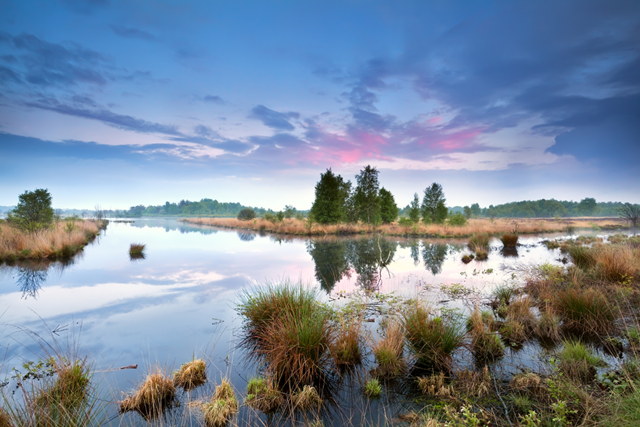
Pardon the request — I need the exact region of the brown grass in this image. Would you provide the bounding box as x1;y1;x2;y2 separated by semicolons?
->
591;244;639;282
500;233;519;248
119;369;176;419
416;372;452;397
372;319;405;377
203;379;238;427
180;217;617;238
291;385;323;412
0;220;103;260
173;359;207;391
331;314;362;366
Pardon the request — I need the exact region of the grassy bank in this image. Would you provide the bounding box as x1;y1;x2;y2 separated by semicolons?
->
182;216;628;238
0;219;106;262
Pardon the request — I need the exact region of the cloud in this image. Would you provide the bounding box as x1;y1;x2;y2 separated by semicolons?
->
109;25;156;41
25;97;183;135
248;105;299;131
203;95;224;104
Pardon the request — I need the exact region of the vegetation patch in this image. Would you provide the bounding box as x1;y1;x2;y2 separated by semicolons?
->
363;378;382;398
202;379;238;427
173;358;206;391
291;385;323;412
119;370;176;419
245;377;283;414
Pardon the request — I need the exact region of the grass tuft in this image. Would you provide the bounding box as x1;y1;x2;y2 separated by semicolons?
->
291;385;323;412
468;233;490;252
173;358;206;391
558;340;605;382
203;379;238;427
468;311;505;361
331;314;362;366
372;319;405;378
129;243;146;258
119;369;176;419
245;377;283;414
553;287;617;333
363;378;382;398
500;233;518;248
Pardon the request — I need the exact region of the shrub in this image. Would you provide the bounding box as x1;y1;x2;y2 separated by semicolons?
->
448;213;468;226
403;302;465;368
553;287;617;333
237;208;256;221
263;212;277;223
7;188;54;233
500;233;518;248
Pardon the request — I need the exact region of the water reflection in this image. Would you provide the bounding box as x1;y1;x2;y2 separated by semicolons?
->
237;232;255;242
1;258;78;299
500;247;519;258
421;243;449;275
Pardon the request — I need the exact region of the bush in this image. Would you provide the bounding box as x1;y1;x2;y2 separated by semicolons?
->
237;208;256;221
7;188;54;233
448;213;468;226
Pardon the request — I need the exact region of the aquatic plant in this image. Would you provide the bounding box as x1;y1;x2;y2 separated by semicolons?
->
245;377;283;414
475;250;488;261
468;233;490;252
403;302;465;368
461;254;474;264
417;372;451;397
203;379;238;427
173;358;206;391
566;246;596;269
119;369;176;419
372;319;405;377
468;311;504;361
553;287;617;333
331;313;362;366
363;378;382;398
500;233;518;248
129;243;146;257
291;385;322;412
558;340;605;382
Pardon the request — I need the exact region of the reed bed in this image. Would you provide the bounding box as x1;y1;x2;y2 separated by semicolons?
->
0;220;104;261
181;217;593;237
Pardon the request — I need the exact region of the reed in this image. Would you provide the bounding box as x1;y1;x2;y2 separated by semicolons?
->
237;281;332;386
553;287;617;333
0;220;103;261
403;302;465;368
129;243;146;256
203;379;238;427
331;313;362;366
468;310;504;361
119;369;176;419
372;319;405;378
291;385;322;412
500;233;519;248
468;233;490;252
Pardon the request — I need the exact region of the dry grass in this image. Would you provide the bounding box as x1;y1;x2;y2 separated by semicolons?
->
372;319;406;377
500;233;519;248
173;359;206;391
203;379;238;427
416;372;452;397
331;313;362;366
129;243;145;257
180;216;617;237
591;244;639;282
0;407;12;427
468;310;504;361
454;366;492;398
119;369;176;419
0;220;103;260
291;385;323;412
552;287;618;333
245;377;283;414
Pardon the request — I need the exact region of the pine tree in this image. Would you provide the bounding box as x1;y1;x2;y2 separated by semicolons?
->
421;183;448;224
309;169;351;224
353;165;381;224
379;188;399;224
409;193;421;223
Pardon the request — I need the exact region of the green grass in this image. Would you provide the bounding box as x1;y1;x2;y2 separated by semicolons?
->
363;378;382;398
553;287;617;333
566;246;596;269
601;384;640;427
468;233;490;252
558;340;605;382
403;302;465;368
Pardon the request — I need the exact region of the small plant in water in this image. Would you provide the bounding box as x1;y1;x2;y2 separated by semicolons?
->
363;378;382;398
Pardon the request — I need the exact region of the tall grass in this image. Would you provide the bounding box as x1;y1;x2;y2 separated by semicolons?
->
129;243;146;257
402;302;465;369
553;287;617;333
237;281;332;386
372;319;405;377
0;220;104;261
331;313;362;366
119;368;176;419
468;233;490;252
500;233;519;248
558;340;605;382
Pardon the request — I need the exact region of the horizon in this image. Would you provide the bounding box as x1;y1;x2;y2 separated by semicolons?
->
1;1;639;210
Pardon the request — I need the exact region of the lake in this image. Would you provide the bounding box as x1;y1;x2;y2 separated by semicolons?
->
0;218;629;425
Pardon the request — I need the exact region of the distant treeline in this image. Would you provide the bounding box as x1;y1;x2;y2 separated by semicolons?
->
113;199;308;218
427;198;630;218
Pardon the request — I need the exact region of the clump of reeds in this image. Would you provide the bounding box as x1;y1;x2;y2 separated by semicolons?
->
454;366;491;398
119;369;176;419
417;372;452;397
291;385;322;412
237;281;332;386
0;407;12;427
363;378;382;398
468;310;504;361
500;233;518;248
506;297;537;332
245;377;283;414
468;233;490;252
567;246;596;269
591;244;638;282
372;319;405;378
173;358;207;391
461;254;474;264
129;243;146;259
203;379;238;427
331;314;362;366
553;287;617;333
535;310;561;341
557;340;605;382
35;360;90;411
475;251;488;261
403;302;465;369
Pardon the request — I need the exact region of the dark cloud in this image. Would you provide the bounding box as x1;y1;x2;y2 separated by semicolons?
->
203;95;224;104
248;105;299;131
109;25;156;41
25;97;182;135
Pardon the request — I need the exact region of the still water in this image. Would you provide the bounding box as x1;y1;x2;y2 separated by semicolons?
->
0;218;624;424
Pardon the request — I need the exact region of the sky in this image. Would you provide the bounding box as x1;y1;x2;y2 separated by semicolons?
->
0;0;639;210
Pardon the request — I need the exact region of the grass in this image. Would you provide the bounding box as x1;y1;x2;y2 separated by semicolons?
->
203;379;238;427
245;377;283;414
417;372;451;397
468;233;490;252
553;287;617;333
291;385;322;412
601;383;640;427
119;369;176;419
461;254;474;264
173;358;206;391
403;302;465;368
566;245;597;269
474;250;488;261
0;220;104;261
129;242;146;259
468;310;504;361
331;313;362;366
372;319;405;377
558;340;605;382
363;378;382;398
500;233;519;248
535;311;561;341
237;280;332;386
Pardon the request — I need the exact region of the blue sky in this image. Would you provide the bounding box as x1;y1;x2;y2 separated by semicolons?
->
0;0;638;210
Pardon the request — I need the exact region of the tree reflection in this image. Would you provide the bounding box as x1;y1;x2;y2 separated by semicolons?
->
237;232;256;242
16;267;48;299
421;243;448;275
307;237;397;292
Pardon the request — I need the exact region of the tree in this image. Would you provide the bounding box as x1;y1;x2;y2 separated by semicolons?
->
379;188;399;224
470;203;481;217
421;183;447;224
353;165;381;224
237;207;256;221
310;169;351;224
463;206;472;219
408;193;421;223
283;205;296;219
7;188;54;233
578;198;597;216
618;203;640;227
